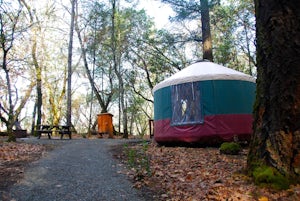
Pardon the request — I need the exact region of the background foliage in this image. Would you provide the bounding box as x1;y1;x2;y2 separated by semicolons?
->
0;0;256;136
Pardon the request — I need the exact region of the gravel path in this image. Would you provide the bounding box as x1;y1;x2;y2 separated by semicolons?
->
5;138;151;201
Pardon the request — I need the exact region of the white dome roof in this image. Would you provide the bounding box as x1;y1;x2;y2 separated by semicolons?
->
153;61;256;92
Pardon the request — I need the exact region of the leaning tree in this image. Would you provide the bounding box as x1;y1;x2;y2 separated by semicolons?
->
247;0;300;187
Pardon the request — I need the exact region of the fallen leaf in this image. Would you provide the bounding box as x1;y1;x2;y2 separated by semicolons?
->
258;196;269;201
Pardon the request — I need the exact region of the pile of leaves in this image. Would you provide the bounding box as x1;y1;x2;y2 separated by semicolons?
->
116;141;300;201
0;140;47;191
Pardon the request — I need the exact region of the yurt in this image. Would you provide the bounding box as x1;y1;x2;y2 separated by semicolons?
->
153;61;256;144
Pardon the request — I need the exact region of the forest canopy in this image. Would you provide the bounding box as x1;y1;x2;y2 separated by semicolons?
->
0;0;256;137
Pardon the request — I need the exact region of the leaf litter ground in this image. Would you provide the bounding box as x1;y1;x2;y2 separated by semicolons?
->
0;137;53;195
114;141;300;201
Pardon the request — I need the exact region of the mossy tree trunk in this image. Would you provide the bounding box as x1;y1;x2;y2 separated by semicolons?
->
248;0;300;182
22;0;43;131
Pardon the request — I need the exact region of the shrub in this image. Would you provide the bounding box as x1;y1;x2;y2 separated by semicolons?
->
220;142;242;155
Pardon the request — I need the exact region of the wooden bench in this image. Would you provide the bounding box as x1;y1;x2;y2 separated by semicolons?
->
36;125;72;139
58;125;72;139
36;125;52;139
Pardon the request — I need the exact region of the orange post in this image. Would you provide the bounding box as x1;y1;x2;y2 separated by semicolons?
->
97;113;114;138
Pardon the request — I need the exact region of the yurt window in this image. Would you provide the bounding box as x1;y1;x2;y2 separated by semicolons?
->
171;82;203;126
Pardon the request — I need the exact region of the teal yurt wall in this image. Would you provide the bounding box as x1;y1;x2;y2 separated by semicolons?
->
153;61;256;144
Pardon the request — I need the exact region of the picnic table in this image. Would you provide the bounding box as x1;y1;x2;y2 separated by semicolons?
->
36;125;72;139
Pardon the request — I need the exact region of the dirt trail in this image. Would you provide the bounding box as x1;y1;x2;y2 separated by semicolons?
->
2;138;151;201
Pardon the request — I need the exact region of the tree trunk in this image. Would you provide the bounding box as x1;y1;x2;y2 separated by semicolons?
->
248;0;300;182
3;60;15;142
200;0;213;61
111;0;128;138
46;67;67;126
66;0;76;127
1;1;25;142
31;102;37;135
22;0;43;128
243;19;253;76
74;13;111;113
34;43;42;127
2;46;15;141
30;28;42;128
